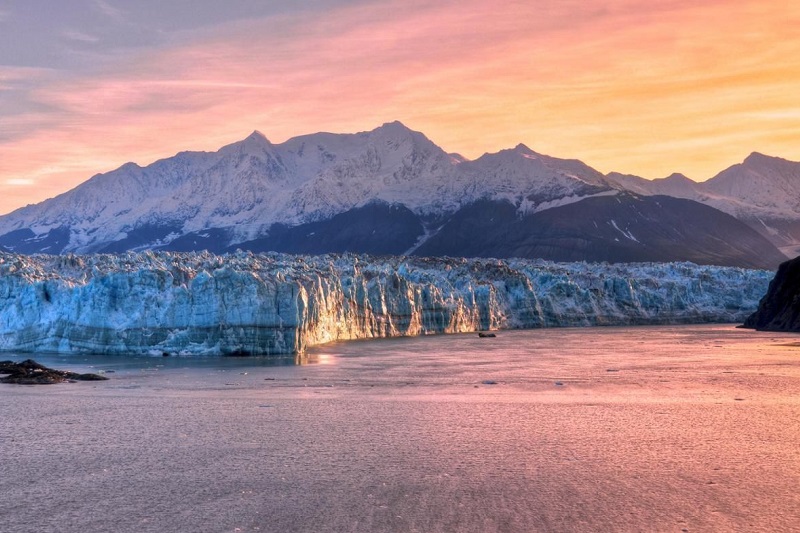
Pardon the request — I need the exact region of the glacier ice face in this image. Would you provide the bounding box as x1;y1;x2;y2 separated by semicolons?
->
0;251;771;356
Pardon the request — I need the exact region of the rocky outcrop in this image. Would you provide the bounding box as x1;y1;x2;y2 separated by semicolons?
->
742;256;800;331
0;359;108;384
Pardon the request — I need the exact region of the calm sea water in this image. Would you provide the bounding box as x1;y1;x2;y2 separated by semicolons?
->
2;325;799;533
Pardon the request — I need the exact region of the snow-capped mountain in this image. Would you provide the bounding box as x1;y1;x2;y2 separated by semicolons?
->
608;153;800;256
606;172;703;198
0;122;792;268
0;122;613;251
457;144;616;214
0;122;618;254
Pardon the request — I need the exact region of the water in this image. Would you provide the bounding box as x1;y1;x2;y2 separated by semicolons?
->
2;325;799;532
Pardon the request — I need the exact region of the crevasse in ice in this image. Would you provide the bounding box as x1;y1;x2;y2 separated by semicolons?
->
0;251;771;356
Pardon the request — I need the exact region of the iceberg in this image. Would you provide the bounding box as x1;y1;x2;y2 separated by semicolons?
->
0;251;771;356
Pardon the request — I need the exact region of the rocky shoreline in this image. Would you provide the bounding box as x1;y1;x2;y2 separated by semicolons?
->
0;359;109;385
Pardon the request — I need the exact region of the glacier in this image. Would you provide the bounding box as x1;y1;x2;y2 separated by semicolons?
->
0;251;771;357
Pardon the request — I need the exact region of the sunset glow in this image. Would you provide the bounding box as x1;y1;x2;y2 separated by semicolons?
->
1;0;799;215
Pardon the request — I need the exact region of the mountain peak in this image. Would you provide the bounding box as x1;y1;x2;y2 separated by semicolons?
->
245;130;270;143
367;121;445;156
662;172;691;182
218;130;274;156
370;121;418;138
513;143;535;155
377;120;411;131
744;151;770;164
740;151;796;168
484;143;537;160
372;120;427;140
738;152;800;176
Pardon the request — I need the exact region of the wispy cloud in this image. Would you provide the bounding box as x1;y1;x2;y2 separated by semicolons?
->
93;0;126;22
61;30;101;44
0;66;53;82
6;178;34;186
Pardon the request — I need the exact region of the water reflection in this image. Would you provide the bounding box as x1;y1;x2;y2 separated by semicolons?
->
3;324;800;533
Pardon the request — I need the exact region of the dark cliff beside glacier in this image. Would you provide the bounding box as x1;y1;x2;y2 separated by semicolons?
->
742;256;800;331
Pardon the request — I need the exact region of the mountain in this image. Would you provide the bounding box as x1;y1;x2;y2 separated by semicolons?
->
413;194;786;269
0;122;790;268
608;153;800;257
0;122;613;251
0;122;619;255
606;172;703;198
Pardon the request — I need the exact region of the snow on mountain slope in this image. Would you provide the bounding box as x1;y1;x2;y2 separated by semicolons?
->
0;150;227;253
0;251;771;356
607;153;800;254
702;153;800;218
0;122;622;254
606;172;703;198
1;150;218;236
459;144;616;215
1;122;798;262
277;121;464;224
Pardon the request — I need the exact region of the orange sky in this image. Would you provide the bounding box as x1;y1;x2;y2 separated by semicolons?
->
1;0;800;215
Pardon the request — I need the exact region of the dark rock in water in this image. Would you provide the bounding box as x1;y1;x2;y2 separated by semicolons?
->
478;332;496;338
742;256;800;331
0;359;109;385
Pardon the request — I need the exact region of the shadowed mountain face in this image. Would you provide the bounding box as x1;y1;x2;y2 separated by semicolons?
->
223;203;424;256
0;226;71;254
0;122;792;268
413;195;786;270
608;152;800;256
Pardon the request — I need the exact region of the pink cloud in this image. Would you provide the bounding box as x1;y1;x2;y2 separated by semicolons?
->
1;0;800;215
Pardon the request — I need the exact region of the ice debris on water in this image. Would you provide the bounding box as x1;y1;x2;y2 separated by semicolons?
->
0;251;772;357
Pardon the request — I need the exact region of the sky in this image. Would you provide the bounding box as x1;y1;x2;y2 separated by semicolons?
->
1;0;799;215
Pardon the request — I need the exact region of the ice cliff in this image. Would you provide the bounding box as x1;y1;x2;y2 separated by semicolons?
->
0;251;771;356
